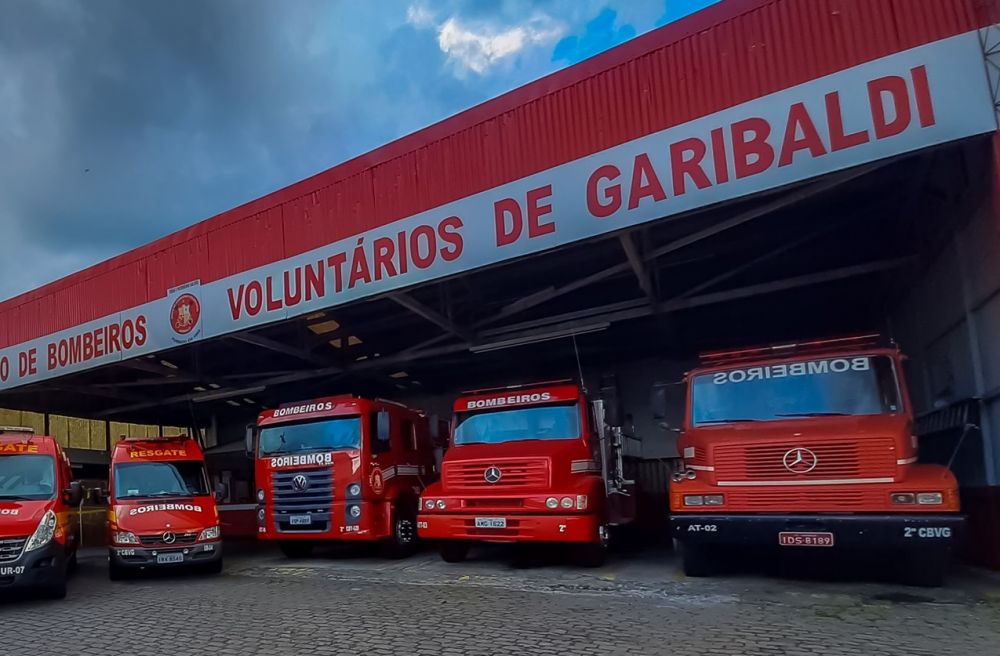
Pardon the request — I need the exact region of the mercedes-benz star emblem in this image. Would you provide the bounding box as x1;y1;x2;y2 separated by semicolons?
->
483;466;503;484
162;531;176;545
783;447;818;474
292;474;310;491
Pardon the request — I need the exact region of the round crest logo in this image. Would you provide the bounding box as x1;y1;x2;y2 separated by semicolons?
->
370;468;385;495
170;293;201;336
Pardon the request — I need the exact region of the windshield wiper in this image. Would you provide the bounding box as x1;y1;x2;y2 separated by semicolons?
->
775;412;850;417
698;418;764;424
0;494;36;500
122;492;193;499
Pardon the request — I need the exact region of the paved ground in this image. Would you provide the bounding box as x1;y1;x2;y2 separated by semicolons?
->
3;544;999;655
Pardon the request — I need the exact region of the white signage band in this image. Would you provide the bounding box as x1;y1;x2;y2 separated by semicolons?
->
0;28;994;391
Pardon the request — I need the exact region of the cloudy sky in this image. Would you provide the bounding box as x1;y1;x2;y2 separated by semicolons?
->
0;0;717;301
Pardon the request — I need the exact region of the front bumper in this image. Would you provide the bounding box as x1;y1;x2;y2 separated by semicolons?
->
418;512;601;543
671;514;964;550
110;540;222;570
0;540;67;591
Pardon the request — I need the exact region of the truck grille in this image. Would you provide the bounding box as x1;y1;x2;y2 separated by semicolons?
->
714;438;896;482
139;532;198;547
443;459;549;491
722;487;886;511
271;468;333;532
0;537;27;563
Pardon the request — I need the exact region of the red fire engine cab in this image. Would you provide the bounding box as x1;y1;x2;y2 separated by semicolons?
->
668;336;963;586
249;395;437;558
418;382;636;567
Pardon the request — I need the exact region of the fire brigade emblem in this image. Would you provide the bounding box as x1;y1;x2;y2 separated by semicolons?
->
370;468;384;495
170;293;201;336
783;447;818;474
484;466;502;484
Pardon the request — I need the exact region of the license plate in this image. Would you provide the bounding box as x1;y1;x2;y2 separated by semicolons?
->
778;531;835;547
290;515;313;526
474;517;507;529
156;552;184;564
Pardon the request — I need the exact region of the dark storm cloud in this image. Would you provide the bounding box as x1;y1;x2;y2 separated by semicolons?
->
0;0;677;300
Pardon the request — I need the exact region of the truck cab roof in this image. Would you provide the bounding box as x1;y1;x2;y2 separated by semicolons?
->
454;383;582;413
0;432;62;456
111;436;204;462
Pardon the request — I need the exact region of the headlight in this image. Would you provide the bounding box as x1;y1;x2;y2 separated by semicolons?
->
113;530;140;545
683;495;704;506
917;492;943;505
257;508;266;521
891;493;916;504
348;483;362;497
199;526;221;541
560;497;573;509
424;499;435;510
25;510;57;552
348;505;362;518
685;470;697;480
256;489;265;503
435;500;446;510
704;495;724;506
545;497;558;509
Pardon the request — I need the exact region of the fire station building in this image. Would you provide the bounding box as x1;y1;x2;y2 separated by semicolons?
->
1;0;999;568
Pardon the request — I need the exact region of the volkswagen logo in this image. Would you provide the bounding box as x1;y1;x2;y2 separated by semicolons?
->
483;466;502;484
291;474;310;491
783;447;818;474
162;531;176;545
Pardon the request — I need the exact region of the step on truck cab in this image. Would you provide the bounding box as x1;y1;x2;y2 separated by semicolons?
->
668;336;964;586
250;395;437;558
418;382;636;567
0;427;82;599
107;435;224;579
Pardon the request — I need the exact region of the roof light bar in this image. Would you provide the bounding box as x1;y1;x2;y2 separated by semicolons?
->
700;334;885;365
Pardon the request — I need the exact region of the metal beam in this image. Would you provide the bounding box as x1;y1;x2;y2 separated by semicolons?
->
230;332;332;366
388;292;472;341
619;232;657;306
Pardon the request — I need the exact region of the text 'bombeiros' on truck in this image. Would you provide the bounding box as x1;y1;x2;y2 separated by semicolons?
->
417;381;640;567
0;426;82;599
103;434;225;580
666;335;964;587
247;395;439;558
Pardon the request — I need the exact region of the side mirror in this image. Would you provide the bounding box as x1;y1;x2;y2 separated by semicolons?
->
651;383;672;421
244;423;256;458
215;482;229;502
92;487;108;505
377;410;391;444
63;481;83;506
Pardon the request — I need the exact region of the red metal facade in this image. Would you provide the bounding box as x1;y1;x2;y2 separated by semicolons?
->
0;0;996;348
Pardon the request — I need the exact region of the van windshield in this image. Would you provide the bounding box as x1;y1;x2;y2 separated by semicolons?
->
0;455;56;501
691;355;901;426
454;403;581;445
114;461;209;499
258;417;362;456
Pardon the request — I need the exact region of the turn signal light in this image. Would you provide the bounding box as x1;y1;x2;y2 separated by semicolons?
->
683;495;704;506
703;495;724;506
891;493;915;504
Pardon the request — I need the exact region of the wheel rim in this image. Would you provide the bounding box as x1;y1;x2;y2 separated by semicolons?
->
396;519;415;545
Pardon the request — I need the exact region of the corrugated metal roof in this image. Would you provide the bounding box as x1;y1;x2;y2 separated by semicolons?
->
0;0;995;348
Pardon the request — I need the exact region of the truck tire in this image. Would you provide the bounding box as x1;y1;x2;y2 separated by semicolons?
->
903;552;947;587
203;560;224;575
279;541;315;559
380;516;418;559
574;543;608;568
681;544;717;578
439;541;469;563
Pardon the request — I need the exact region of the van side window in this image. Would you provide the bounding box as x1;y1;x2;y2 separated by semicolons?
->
400;417;416;452
370;411;390;454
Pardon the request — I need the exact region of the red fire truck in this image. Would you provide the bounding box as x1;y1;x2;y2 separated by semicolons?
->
106;435;224;579
0;427;82;599
668;336;963;586
417;382;635;567
250;396;437;558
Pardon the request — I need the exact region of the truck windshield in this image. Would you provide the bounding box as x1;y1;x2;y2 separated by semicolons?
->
0;454;56;501
114;461;209;499
454;403;581;445
692;355;901;426
258;417;362;455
